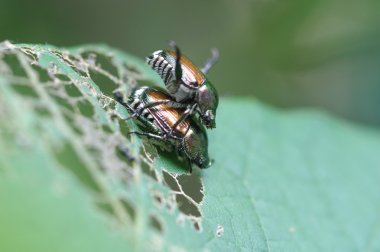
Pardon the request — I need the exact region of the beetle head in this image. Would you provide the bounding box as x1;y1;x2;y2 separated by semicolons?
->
183;126;211;169
196;81;218;129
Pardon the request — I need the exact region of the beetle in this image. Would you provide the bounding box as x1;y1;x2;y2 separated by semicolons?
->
146;41;219;130
114;87;212;172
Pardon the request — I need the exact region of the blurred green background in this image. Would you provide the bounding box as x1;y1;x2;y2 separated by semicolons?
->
1;0;380;125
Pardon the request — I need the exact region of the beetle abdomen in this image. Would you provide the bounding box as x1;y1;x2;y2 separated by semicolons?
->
127;87;155;123
147;51;175;89
147;50;205;87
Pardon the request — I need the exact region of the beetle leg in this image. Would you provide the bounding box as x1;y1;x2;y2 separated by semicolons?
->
201;48;219;74
113;91;139;120
138;100;171;110
128;131;165;140
135;100;188;117
165;100;188;109
169;103;197;135
187;159;193;174
170;110;190;133
169;40;183;83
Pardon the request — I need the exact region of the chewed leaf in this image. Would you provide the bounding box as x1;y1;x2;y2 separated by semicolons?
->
1;41;380;251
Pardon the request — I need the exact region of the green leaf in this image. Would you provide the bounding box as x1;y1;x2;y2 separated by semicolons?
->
1;41;379;251
0;140;130;252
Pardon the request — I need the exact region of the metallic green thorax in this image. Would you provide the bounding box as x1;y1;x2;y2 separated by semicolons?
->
123;87;211;169
196;81;218;128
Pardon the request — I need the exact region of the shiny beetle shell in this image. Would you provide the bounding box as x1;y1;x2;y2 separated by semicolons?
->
147;46;219;129
124;87;211;170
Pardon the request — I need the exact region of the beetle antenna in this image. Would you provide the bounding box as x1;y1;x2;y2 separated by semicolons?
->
169;40;183;83
201;48;219;74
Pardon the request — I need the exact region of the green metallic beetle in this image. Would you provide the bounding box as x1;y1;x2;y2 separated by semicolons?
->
114;87;212;172
146;41;219;129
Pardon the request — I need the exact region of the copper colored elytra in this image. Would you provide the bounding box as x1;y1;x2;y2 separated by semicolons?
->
146;41;219;129
114;87;211;172
165;50;205;87
146;90;190;136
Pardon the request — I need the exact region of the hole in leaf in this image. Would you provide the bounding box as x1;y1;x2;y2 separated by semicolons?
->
150;215;163;233
153;194;163;205
51;94;75;112
1;53;27;77
54;51;86;77
81;51;119;78
62;113;83;136
19;48;38;62
120;199;135;222
162;170;181;192
11;83;39;98
102;124;113;134
89;69;117;98
175;194;201;217
95;202;114;216
193;221;201;231
34;106;51;118
123;62;141;75
31;64;52;82
77;99;94;118
141;160;157;180
64;84;82;97
54;142;101;193
55;73;71;82
215;224;224;237
177;173;204;203
96;198;136;223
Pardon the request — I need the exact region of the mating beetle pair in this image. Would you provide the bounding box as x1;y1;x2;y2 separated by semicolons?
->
115;42;218;172
114;87;211;172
